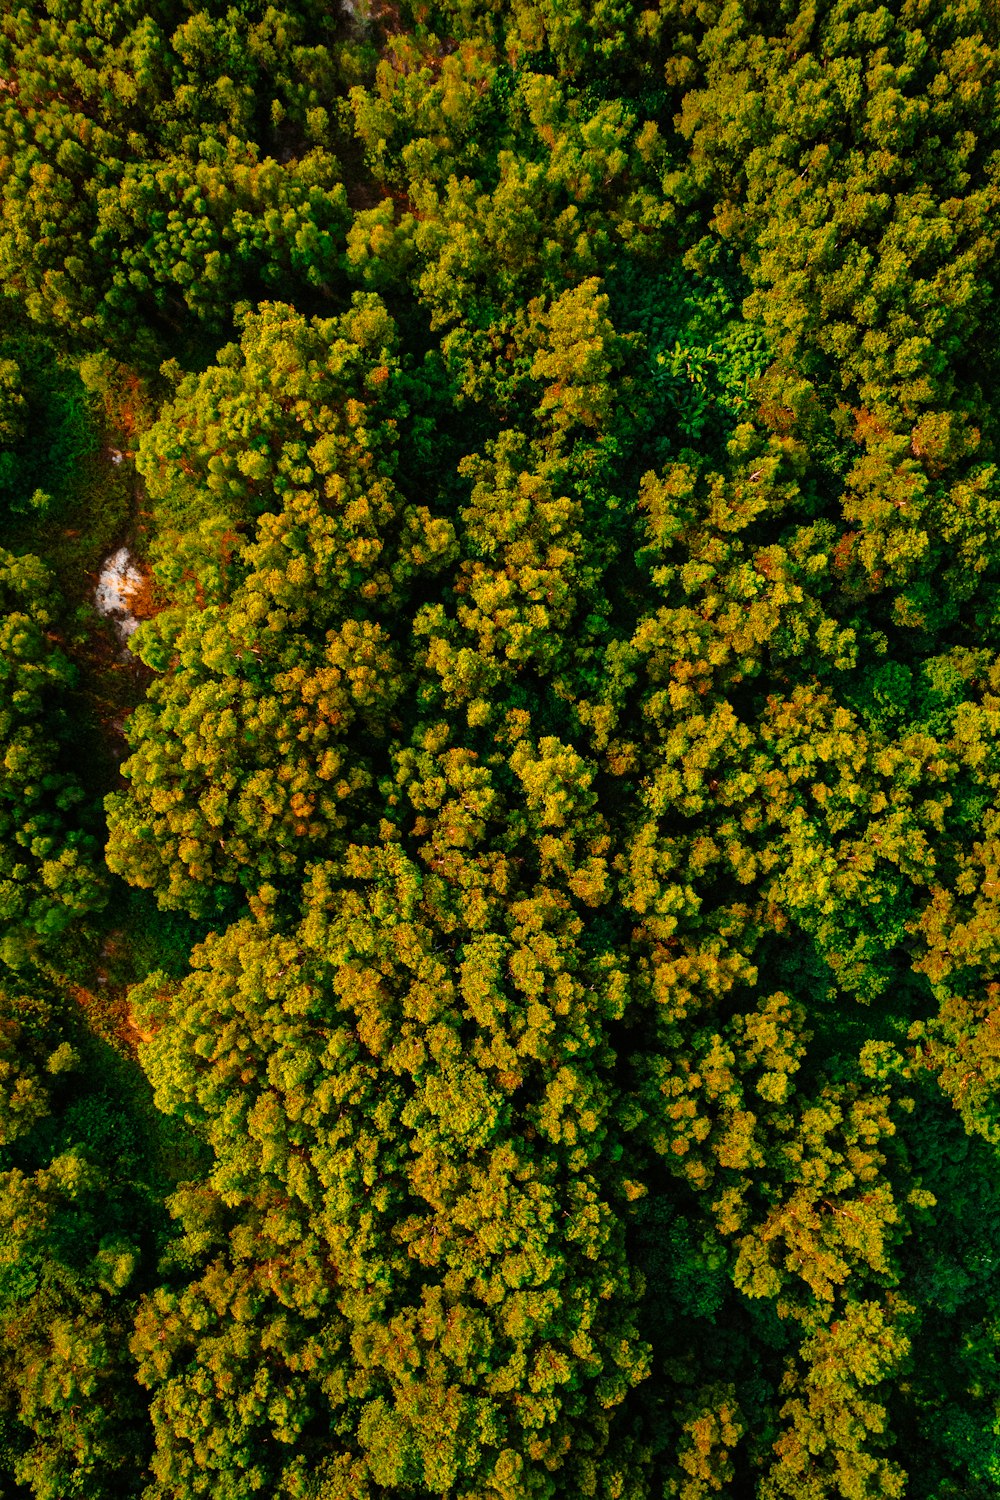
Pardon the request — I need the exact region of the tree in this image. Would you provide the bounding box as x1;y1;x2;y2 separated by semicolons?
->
0;974;167;1498
106;298;455;917
0;550;103;964
0;0;364;356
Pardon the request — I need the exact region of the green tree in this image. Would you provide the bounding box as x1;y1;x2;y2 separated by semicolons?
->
0;0;365;355
0;974;170;1498
106;298;455;917
0;550;103;964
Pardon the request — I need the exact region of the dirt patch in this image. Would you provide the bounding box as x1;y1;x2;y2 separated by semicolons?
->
67;979;136;1056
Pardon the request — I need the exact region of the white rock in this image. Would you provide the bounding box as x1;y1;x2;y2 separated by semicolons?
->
95;547;143;645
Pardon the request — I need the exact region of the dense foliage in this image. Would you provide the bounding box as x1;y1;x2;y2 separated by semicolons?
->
2;0;1000;1494
0;548;103;964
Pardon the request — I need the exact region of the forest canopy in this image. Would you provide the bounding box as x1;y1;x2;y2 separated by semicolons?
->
0;0;1000;1496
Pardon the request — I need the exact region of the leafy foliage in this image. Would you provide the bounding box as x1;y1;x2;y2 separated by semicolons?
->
2;0;1000;1494
0;973;176;1499
0;550;103;965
